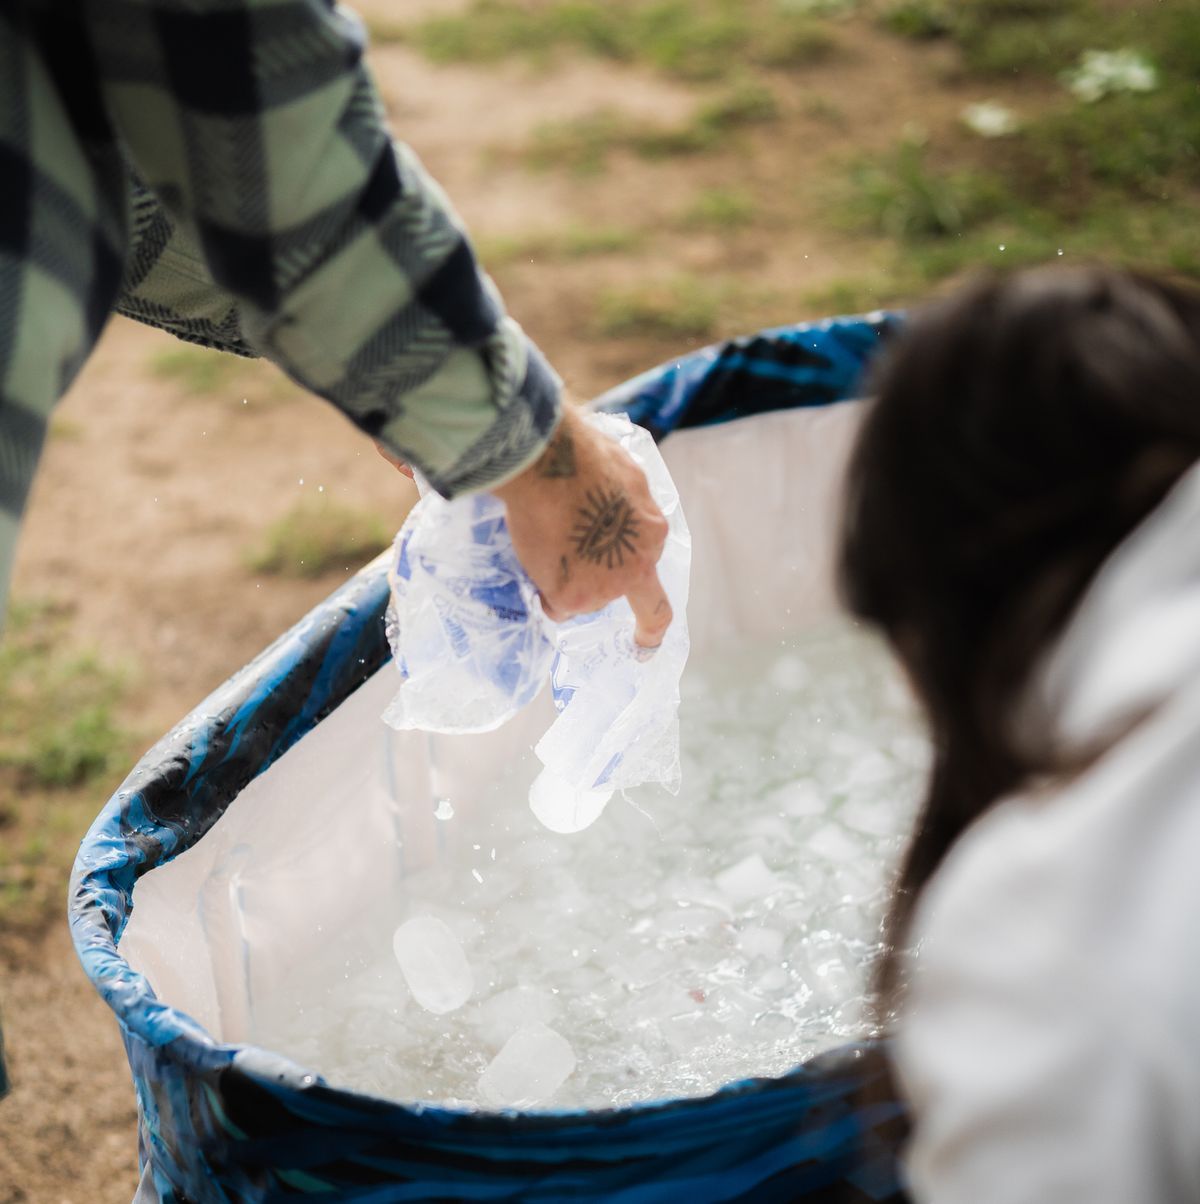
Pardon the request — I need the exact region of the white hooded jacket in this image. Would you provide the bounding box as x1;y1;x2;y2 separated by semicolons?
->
895;461;1200;1203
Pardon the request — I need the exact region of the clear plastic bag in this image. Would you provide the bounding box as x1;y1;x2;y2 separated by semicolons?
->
384;412;691;831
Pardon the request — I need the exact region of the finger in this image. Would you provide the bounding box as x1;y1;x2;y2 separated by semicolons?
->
626;570;672;650
375;441;415;479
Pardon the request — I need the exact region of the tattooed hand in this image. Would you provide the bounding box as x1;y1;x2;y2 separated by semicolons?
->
493;405;673;650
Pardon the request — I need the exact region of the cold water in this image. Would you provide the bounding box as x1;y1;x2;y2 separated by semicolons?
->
253;620;927;1110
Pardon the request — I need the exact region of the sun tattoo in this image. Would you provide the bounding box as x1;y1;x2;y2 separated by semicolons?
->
571;487;640;569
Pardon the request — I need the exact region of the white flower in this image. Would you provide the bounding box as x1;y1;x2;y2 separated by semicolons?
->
961;101;1019;138
1064;49;1159;103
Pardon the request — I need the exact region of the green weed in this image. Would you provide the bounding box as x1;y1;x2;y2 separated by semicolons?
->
850;139;1006;241
411;0;838;81
878;0;953;40
594;276;722;339
246;502;391;578
478;225;644;266
527;81;778;173
0;601;132;790
681;187;758;229
802;273;915;315
48;415;83;441
0;599;137;932
1018;90;1200;200
150;344;243;396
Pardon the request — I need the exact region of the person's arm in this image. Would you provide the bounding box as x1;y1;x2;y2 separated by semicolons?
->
92;0;670;639
89;0;549;497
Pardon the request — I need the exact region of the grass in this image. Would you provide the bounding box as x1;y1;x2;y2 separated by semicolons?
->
853;0;1200;291
849;139;1008;241
48;415;83;441
150;344;244;396
878;0;953;40
801;272;914;316
475;224;644;267
594;275;723;339
681;187;759;230
245;501;391;578
408;0;839;81
149;342;299;404
879;0;1094;74
0;599;137;932
527;80;778;173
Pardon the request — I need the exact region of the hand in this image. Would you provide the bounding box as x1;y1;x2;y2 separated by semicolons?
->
493;405;673;650
375;441;415;479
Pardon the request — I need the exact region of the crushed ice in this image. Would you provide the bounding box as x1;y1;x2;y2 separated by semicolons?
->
256;620;926;1110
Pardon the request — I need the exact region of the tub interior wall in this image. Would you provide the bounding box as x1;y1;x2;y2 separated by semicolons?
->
118;402;866;1044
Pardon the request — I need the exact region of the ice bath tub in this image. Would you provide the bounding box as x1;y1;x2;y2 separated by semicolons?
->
70;314;910;1204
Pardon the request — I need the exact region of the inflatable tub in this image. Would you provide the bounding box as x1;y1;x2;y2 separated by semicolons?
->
70;313;912;1203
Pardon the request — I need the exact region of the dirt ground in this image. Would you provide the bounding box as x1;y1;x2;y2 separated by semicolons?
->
1;14;975;1201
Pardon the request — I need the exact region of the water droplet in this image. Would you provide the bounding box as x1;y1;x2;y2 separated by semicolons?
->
998;243;1006;251
434;798;454;821
471;869;484;885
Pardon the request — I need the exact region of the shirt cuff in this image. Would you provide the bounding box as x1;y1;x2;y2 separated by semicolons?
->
378;327;562;499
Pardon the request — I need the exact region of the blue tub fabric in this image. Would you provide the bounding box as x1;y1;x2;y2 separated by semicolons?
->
70;314;906;1203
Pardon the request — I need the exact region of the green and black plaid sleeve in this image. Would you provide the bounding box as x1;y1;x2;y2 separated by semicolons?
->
5;0;564;623
92;0;561;497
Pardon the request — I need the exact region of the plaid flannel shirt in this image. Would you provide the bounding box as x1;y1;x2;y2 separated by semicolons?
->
0;0;563;617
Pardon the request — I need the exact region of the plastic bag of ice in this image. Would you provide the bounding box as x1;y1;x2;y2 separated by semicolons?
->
384;412;691;830
382;487;551;735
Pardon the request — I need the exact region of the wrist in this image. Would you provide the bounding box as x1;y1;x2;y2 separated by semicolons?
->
493;405;580;503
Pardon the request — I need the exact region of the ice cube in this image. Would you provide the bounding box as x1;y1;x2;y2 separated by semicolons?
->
618;981;702;1027
808;823;860;864
710;984;765;1035
471;986;561;1051
810;955;856;1006
753;1010;795;1041
715;854;780;902
658;1010;722;1056
392;917;474;1014
745;814;791;843
768;780;825;817
839;794;898;838
753;966;790;995
599;944;669;989
478;1023;576;1108
654;906;724;939
831;863;881;904
843;751;895;789
529;768;613;834
737;925;785;961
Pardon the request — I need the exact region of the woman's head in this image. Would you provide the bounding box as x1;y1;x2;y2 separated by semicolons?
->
840;266;1200;1002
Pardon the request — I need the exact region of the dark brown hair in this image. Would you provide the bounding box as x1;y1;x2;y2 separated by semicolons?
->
840;265;1200;1005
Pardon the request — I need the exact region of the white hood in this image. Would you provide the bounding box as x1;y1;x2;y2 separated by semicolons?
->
1030;459;1200;758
